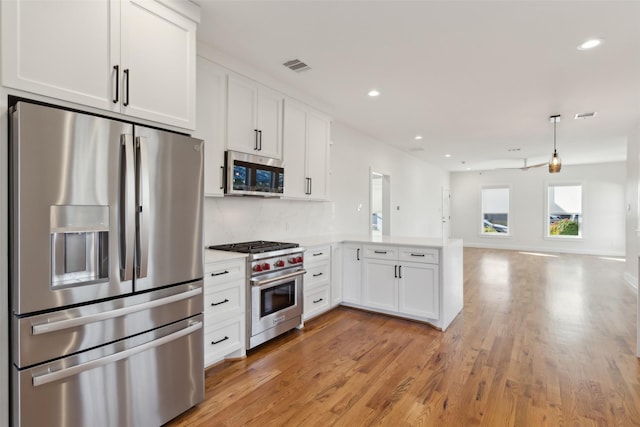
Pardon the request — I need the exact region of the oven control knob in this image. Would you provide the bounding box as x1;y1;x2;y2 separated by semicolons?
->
263;263;271;270
275;260;285;267
254;264;263;272
296;256;304;263
288;257;297;264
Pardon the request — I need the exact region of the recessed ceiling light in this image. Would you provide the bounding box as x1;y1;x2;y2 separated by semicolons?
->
414;135;423;140
577;38;603;50
445;154;452;158
368;89;380;97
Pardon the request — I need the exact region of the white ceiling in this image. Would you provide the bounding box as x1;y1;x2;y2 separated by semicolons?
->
196;1;640;172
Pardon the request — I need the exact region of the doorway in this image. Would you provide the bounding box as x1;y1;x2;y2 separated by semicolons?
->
370;171;390;237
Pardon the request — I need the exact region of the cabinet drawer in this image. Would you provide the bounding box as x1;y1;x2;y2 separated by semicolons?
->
204;283;242;320
204;260;245;287
304;285;330;320
363;245;397;260
204;318;242;365
398;247;439;264
305;246;330;264
305;263;330;288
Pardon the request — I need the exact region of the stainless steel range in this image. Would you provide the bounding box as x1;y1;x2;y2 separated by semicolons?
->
208;241;305;349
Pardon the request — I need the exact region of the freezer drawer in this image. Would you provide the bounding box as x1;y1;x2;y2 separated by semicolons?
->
12;314;204;427
13;281;203;368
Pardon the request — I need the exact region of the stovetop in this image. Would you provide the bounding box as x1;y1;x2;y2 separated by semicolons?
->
207;240;299;254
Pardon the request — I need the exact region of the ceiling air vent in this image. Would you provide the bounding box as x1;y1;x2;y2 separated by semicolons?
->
283;59;311;73
574;112;597;120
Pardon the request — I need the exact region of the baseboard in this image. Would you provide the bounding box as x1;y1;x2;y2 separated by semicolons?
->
462;242;625;257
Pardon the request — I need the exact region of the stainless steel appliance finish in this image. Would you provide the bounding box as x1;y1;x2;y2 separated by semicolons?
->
207;241;304;349
224;150;284;197
10;101;204;427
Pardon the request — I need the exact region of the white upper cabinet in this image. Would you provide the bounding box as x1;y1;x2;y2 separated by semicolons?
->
283;98;331;200
1;0;198;130
1;0;119;110
120;0;197;129
226;73;283;159
194;57;227;197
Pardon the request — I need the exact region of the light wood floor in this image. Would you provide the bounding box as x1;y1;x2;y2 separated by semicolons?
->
167;248;639;426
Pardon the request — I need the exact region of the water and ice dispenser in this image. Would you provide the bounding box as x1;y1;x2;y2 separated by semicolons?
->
50;205;109;288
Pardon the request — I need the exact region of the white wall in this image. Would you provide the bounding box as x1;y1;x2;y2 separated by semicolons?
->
626;125;640;288
204;121;449;244
450;162;626;256
626;122;640;357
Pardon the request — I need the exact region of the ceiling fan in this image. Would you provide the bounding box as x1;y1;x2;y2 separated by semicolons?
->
499;158;548;171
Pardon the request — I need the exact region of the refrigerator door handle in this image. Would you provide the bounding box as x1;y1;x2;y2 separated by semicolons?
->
32;320;203;387
31;286;202;335
136;136;150;279
120;135;135;281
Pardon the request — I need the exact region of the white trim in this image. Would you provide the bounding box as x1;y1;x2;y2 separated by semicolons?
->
463;241;624;257
155;0;201;23
480;184;511;236
544;181;584;239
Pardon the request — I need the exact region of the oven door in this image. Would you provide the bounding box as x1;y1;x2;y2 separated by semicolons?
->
250;269;304;341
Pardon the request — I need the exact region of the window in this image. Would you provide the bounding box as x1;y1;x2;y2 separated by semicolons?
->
547;184;582;238
481;186;510;235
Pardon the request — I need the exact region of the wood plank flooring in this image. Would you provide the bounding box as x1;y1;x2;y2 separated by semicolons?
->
167;248;640;426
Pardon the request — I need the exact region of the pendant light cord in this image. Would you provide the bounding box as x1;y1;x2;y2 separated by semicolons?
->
553;118;557;152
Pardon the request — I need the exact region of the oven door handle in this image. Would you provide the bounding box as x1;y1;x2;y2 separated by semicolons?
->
32;320;202;387
31;287;202;335
251;269;306;287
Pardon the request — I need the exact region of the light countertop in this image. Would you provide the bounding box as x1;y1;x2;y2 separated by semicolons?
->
294;234;462;249
204;249;248;264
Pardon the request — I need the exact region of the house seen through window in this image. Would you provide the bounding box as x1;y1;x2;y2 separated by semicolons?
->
481;186;509;235
547;184;582;237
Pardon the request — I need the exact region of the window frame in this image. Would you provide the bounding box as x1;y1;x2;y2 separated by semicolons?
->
544;181;584;240
480;184;511;237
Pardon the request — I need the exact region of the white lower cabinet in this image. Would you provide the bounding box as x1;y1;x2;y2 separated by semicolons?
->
303;245;332;320
398;262;439;319
341;243;362;305
330;243;343;307
362;259;398;311
203;258;246;367
358;244;441;323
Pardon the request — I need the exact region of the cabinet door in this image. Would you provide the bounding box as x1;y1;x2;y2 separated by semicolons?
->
195;57;227;196
399;262;439;319
342;244;362;304
283;99;309;198
330;243;343;306
121;0;196;129
256;86;283;159
227;74;259;153
1;0;119;111
306;111;330;200
362;259;398;312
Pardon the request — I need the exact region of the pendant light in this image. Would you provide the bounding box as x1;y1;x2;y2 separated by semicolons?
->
548;115;562;173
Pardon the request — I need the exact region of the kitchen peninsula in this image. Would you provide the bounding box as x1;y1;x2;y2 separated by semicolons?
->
297;236;463;331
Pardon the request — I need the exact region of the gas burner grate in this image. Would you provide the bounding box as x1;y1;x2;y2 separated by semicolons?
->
208;240;299;254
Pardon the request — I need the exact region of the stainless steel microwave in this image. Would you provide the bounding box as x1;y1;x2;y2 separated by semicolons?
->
224;150;284;197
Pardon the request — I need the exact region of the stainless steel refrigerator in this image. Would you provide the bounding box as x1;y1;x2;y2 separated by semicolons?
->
9;101;204;426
